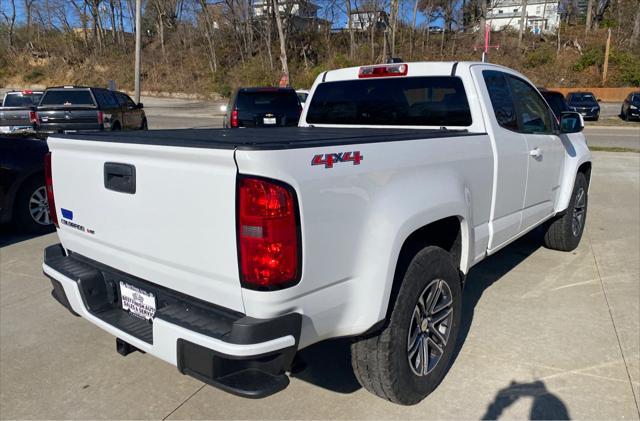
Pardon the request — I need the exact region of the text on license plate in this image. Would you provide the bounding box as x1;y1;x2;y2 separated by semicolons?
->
263;117;276;125
120;282;156;320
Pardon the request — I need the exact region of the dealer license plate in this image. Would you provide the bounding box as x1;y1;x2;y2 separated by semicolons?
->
120;282;156;320
263;117;276;125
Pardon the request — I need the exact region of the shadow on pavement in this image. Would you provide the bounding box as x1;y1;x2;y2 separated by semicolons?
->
0;224;53;247
481;380;571;420
291;230;544;395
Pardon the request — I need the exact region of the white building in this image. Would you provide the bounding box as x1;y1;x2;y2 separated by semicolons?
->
345;8;388;31
487;0;561;33
253;0;319;19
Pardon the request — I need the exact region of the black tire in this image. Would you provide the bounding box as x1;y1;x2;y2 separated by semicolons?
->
141;118;148;130
351;246;462;405
543;172;588;252
13;175;54;234
111;122;121;131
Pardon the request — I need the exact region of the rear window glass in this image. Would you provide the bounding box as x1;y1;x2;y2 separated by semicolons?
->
568;93;596;103
3;93;42;107
236;90;299;113
541;92;569;117
40;90;96;106
306;77;472;126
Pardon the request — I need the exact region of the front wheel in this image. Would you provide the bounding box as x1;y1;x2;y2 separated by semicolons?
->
543;172;588;251
351;246;462;405
14;176;54;234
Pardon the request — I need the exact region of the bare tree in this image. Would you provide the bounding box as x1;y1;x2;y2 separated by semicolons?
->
632;2;640;48
1;0;17;47
346;0;355;59
517;0;527;49
585;0;593;33
272;0;289;83
409;0;418;59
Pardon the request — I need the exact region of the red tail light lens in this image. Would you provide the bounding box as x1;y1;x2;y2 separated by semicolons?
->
358;63;408;78
97;110;104;126
29;111;39;125
231;110;239;128
237;176;300;289
44;152;59;227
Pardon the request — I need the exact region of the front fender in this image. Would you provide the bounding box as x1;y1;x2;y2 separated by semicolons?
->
555;132;592;213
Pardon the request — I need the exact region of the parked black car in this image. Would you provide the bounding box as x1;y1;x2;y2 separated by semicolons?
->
0;136;53;234
620;92;640;121
36;86;147;134
222;87;301;128
566;91;600;121
540;89;571;120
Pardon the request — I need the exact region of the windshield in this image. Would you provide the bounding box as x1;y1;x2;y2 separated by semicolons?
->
236;90;299;113
631;94;640;104
306;76;472;126
3;93;43;107
40;90;96;107
568;93;597;104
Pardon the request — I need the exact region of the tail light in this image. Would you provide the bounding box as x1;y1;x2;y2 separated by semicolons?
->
231;110;239;128
44;152;59;227
97;111;104;126
29;111;39;125
358;63;408;78
237;176;300;290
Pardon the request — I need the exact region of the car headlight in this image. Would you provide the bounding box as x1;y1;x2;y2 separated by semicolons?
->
631;105;638;110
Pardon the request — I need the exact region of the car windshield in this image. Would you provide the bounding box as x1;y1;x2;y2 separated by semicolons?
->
3;93;43;107
306;76;472;126
40;90;96;106
236;90;299;113
568;93;596;104
631;94;640;104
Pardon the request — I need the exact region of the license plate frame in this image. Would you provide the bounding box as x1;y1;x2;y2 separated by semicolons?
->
120;281;156;321
263;117;277;125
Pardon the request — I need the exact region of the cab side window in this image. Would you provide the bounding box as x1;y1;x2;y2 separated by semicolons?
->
507;76;553;134
482;70;518;132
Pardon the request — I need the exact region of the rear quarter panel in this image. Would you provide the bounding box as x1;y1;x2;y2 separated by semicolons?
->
236;134;493;348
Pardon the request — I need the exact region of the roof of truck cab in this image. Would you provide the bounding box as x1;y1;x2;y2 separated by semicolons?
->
52;127;484;150
320;61;511;82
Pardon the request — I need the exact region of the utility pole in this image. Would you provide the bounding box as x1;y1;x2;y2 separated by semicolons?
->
603;28;611;84
134;0;141;104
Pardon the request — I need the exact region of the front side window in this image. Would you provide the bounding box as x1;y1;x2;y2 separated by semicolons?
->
483;70;518;131
306;76;472;126
507;76;553;134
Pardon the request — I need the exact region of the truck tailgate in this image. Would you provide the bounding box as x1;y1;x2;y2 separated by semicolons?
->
47;136;244;312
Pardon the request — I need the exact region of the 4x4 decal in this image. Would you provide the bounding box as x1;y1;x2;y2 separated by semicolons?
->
311;151;363;169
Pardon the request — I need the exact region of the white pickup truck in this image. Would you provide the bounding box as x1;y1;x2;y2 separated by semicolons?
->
42;62;591;405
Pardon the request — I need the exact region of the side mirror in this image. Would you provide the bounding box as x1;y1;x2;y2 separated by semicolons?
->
597;98;601;102
220;105;228;113
137;102;144;109
559;112;584;133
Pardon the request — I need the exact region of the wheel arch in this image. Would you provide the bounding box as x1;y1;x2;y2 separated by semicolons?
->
374;215;468;330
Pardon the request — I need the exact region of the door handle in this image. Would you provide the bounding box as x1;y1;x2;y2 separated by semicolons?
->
529;148;543;159
104;162;136;194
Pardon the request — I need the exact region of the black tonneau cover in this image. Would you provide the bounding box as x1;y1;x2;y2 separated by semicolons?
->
55;127;480;150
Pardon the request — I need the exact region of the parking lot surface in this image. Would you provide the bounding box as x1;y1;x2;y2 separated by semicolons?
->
0;150;638;419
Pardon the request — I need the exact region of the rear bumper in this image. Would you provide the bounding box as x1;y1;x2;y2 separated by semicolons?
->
43;244;301;398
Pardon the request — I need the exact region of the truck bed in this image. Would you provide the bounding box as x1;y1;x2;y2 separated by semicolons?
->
55;127;481;150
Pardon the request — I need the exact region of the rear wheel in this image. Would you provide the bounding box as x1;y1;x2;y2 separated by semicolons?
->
14;176;54;234
111;122;121;131
141;118;148;130
351;246;462;405
543;172;588;251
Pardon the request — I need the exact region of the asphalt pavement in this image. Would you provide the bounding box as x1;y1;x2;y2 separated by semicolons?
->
1;152;639;418
0;94;639;420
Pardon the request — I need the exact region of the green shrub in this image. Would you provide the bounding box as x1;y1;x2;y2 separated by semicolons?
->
573;48;604;71
610;50;640;86
524;47;554;68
